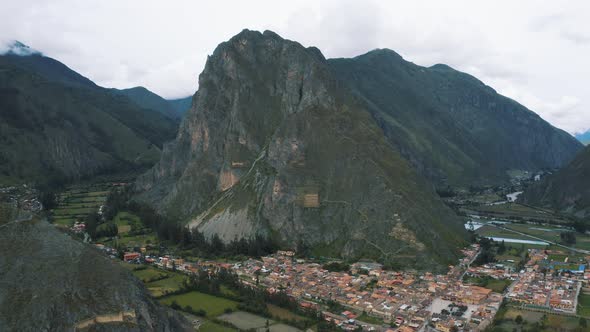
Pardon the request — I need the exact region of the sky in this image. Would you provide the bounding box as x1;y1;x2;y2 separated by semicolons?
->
0;0;589;134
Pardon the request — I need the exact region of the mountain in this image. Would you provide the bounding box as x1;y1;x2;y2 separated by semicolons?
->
0;216;191;331
328;50;583;186
575;130;590;145
521;145;590;217
0;43;178;184
112;86;182;120
168;96;193;116
136;30;467;270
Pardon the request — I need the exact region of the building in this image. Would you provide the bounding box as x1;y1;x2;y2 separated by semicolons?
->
123;252;141;262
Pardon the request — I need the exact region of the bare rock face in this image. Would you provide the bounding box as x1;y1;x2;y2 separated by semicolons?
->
0;218;191;331
136;30;467;270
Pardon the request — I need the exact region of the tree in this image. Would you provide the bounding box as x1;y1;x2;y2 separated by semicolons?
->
498;240;506;254
560;231;576;245
170;301;180;310
573;220;588;234
39;190;57;211
515;315;523;324
85;212;100;238
580;317;587;328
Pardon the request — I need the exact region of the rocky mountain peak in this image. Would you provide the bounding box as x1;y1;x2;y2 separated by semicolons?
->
136;29;467;270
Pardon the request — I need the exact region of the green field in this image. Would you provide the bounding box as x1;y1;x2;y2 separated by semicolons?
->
200;320;236;332
464;276;513;293
267;304;308;322
113;211;142;234
492;306;583;331
50;184;111;227
104;233;158;248
476;225;529;239
160;291;239;318
470;202;567;223
578;291;590;317
127;265;169;283
146;273;188;297
502;223;590;252
357;312;384;325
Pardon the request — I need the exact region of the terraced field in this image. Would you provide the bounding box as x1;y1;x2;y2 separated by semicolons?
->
50;184;113;227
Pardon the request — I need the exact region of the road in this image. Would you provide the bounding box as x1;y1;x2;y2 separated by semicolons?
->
459;250;480;281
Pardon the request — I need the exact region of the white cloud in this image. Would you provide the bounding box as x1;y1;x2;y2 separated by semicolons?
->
0;0;589;133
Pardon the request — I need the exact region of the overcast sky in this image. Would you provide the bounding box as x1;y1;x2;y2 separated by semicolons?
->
1;0;589;134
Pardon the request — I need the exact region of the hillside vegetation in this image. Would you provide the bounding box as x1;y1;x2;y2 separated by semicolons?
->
0;53;178;184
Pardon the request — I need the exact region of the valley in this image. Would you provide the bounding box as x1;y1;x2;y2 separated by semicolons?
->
5;168;585;332
0;15;589;332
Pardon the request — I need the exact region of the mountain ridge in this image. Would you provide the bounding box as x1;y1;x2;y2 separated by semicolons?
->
0;49;177;184
521;145;590;217
328;48;582;186
111;86;183;120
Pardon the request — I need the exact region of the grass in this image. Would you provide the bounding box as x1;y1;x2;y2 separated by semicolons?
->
484;279;513;293
357;313;384;325
464;276;512;293
112;211;142;234
493;307;583;331
128;265;169;283
53;207;97;215
267;304;308;322
471;202;567;223
160;291;239;317
51;186;111;226
200;320;236;331
578;291;590;317
476;225;529;239
104;233;158;247
52;217;75;227
145;273;187;297
548;253;568;262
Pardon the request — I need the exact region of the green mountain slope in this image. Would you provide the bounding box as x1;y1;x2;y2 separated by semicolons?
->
0;52;178;184
168;96;193;116
521;146;590;216
329;50;582;186
0;216;191;331
136;30;467;270
112;86;182;120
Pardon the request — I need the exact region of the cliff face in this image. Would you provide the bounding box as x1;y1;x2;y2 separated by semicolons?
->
329;51;583;186
137;30;467;270
521;146;590;217
0;217;191;331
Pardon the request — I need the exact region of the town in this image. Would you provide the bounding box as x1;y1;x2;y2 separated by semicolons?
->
90;237;588;332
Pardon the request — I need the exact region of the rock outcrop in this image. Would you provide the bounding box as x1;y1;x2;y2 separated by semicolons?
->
136;30;467;270
0;217;191;331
